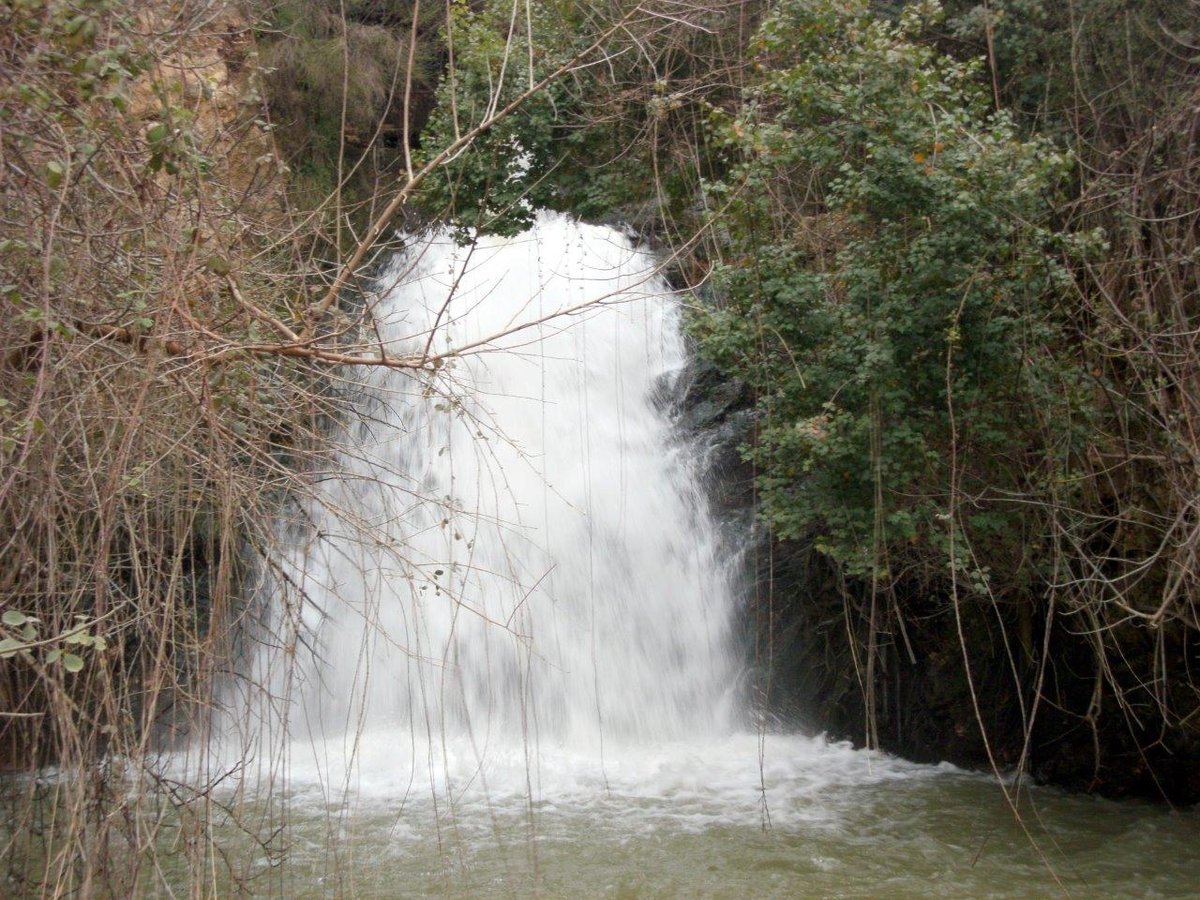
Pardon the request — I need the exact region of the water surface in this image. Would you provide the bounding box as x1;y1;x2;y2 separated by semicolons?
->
198;733;1197;899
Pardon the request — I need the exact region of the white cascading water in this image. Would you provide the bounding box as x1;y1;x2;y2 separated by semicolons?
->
222;212;746;798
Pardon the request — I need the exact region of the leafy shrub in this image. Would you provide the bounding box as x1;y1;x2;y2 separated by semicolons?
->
695;0;1090;582
415;0;766;237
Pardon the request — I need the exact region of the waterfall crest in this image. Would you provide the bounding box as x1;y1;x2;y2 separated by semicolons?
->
226;212;739;791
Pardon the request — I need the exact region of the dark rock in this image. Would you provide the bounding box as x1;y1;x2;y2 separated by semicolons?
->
677;358;753;434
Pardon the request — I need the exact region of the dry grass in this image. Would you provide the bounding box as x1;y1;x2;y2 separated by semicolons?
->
0;0;334;891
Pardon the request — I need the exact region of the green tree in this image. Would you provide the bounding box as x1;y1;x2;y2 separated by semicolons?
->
695;0;1089;582
414;0;570;236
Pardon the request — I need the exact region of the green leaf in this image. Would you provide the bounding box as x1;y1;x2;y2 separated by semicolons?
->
145;122;170;144
46;648;62;665
62;653;85;673
2;610;28;627
44;160;65;189
0;637;25;657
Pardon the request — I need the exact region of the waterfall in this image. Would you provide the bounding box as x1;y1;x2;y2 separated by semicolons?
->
179;222;1189;900
224;212;740;794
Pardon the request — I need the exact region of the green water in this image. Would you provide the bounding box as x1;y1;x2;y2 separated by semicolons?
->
6;735;1196;897
179;734;1198;898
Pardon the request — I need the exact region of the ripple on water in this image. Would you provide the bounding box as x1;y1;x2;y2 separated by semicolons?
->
177;731;1196;899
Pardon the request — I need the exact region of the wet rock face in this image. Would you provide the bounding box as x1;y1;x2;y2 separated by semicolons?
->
677;359;752;434
676;358;756;521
